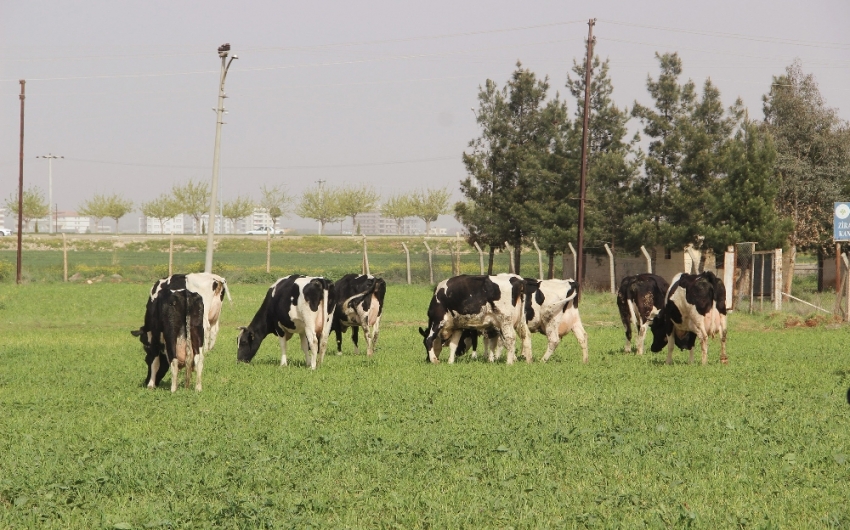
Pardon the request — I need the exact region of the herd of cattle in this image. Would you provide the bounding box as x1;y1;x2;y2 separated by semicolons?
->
130;269;728;392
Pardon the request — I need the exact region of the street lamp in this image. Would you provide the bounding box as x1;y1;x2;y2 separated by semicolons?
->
36;153;63;233
204;43;238;273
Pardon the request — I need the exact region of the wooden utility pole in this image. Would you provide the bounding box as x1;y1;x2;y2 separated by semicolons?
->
16;80;26;284
576;19;595;300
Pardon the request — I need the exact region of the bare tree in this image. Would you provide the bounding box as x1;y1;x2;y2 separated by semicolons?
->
140;195;181;234
172;179;209;235
222;196;256;234
411;188;451;235
259;184;293;230
296;185;343;235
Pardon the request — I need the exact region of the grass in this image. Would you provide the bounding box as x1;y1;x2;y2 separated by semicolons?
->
0;281;849;528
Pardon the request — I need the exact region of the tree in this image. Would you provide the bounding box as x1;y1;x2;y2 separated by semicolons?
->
411;188;451;236
172;179;209;235
763;59;850;291
104;194;133;234
337;185;379;234
380;193;414;235
566;48;640;268
140;195;182;234
296;185;343;235
460;63;567;273
222;196;256;234
77;194;109;233
259;184;292;230
5;187;49;232
631;52;697;249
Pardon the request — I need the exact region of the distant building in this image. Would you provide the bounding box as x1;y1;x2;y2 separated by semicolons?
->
56;211;93;233
356;211;419;235
140;214;187;234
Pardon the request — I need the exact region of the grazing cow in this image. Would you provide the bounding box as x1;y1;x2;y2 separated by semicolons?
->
237;275;336;370
131;283;205;392
453;328;499;360
523;278;589;363
147;273;230;351
418;274;531;364
331;274;387;356
616;273;670;355
650;271;728;365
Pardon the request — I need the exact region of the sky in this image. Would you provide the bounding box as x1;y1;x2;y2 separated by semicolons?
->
1;0;848;233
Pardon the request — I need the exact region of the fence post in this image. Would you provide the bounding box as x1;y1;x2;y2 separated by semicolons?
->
773;248;782;311
725;246;735;310
533;239;544;279
504;241;515;274
62;233;68;282
844;253;850;322
640;245;652;273
473;242;485;275
266;229;271;273
568;242;577;280
169;231;174;276
685;245;701;274
423;239;433;284
401;242;411;285
362;235;370;276
604;243;615;294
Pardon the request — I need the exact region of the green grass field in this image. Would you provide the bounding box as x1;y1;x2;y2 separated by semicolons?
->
1;279;849;529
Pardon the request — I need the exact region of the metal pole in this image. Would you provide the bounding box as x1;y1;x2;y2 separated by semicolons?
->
36;154;63;234
204;44;237;274
16;80;25;284
575;18;596;301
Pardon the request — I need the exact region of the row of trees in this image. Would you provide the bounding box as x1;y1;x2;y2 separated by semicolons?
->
5;179;452;236
456;49;850;278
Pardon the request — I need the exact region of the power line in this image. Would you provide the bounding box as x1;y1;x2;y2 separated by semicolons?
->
60;155;459;170
599;19;850;50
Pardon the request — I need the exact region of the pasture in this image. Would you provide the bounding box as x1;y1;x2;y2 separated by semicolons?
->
1;281;849;528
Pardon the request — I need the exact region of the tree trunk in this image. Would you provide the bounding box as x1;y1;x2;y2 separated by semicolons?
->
513;243;521;276
320;221;325;235
425;219;431;235
783;244;796;295
547;250;555;279
487;246;495;275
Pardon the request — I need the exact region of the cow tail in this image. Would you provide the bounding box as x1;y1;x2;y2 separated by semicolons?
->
223;279;233;307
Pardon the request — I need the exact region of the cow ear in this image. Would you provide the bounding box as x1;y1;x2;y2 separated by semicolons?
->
131;329;142;337
418;327;427;337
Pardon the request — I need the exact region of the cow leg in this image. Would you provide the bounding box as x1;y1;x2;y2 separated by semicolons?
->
184;346;194;390
720;325;728;364
364;324;375;357
278;335;289;366
666;336;675;365
351;326;361;356
624;302;636;353
209;321;219;351
334;325;344;355
147;355;160;389
501;325;517;365
518;320;533;364
447;330;463;364
170;358;180;393
304;331;319;370
573;319;589;364
636;318;649;356
699;329;709;365
194;347;204;391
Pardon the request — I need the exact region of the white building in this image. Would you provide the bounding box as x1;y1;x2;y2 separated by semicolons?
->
356;211;420;235
140;214;187;234
56;211;93;233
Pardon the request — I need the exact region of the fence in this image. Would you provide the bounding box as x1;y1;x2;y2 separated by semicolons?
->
1;235;847;320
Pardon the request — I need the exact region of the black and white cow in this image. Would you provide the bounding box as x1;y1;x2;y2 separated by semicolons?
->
418;274;531;364
237;275;336;370
331;274;387;356
616;273;669;355
522;278;589;363
147;272;230;351
132;277;205;392
650;271;728;365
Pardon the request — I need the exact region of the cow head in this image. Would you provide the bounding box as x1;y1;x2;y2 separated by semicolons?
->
419;324;443;363
236;326;261;363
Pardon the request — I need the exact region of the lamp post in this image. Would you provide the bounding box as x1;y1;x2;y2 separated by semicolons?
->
36;153;63;233
204;43;237;273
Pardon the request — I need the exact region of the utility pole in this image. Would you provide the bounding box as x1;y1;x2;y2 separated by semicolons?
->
36;153;63;233
316;180;326;235
204;43;237;274
16;80;26;284
576;18;595;299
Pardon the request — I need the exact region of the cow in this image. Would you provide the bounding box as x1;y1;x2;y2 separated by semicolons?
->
131;281;205;392
418;274;531;365
331;274;387;356
616;273;670;355
522;278;589;363
147;272;230;351
237;275;336;370
649;271;728;365
453;328;499;360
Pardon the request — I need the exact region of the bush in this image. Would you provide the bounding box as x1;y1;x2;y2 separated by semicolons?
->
0;260;13;282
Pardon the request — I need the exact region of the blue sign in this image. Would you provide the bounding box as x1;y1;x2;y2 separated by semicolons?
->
835;202;850;241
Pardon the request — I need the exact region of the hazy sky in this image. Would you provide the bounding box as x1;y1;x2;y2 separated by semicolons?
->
1;0;848;232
